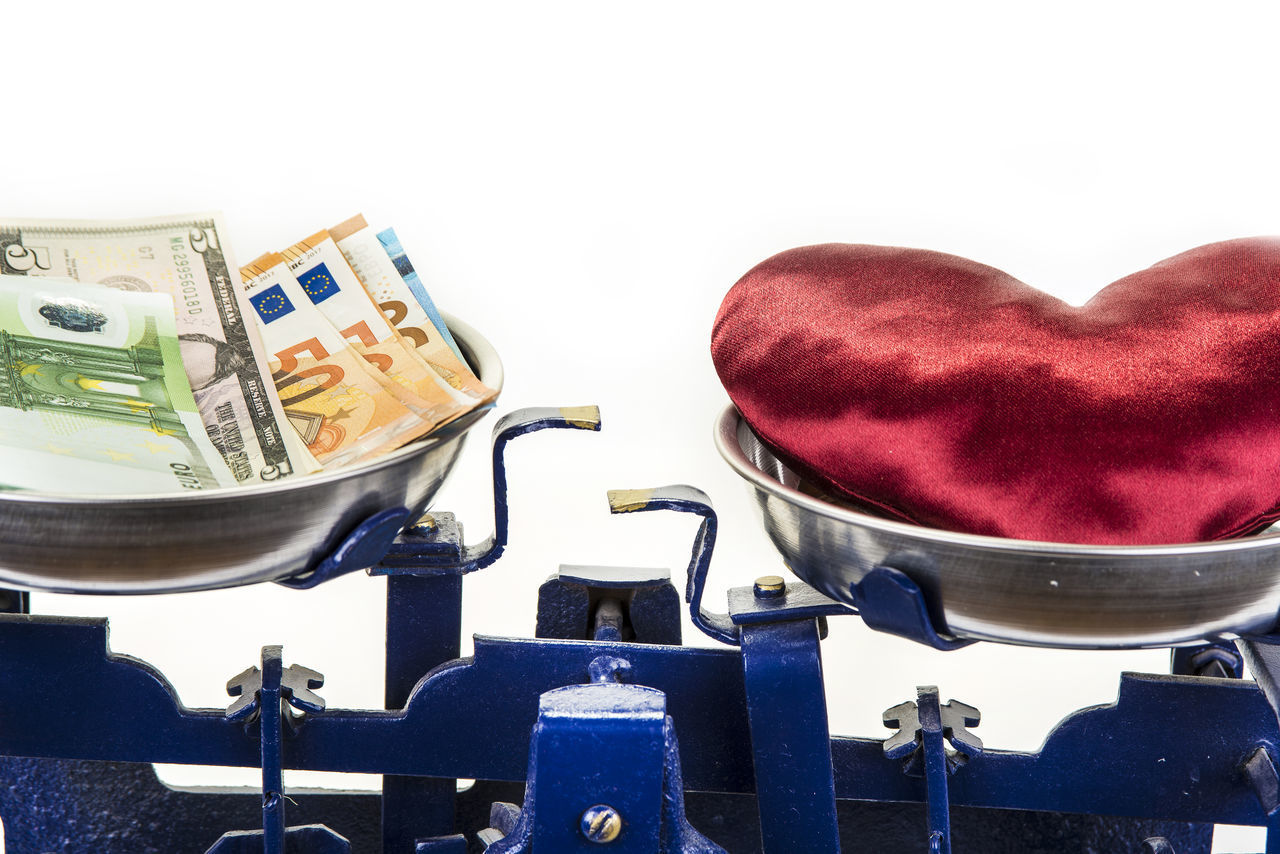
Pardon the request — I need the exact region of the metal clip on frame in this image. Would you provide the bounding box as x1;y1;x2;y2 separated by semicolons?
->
607;485;739;645
849;565;975;651
278;406;602;589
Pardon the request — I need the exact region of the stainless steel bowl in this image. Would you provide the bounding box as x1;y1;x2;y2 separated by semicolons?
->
715;405;1280;649
0;315;502;595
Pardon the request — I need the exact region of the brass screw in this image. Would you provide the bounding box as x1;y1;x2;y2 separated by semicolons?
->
408;514;437;536
580;804;623;844
753;575;786;599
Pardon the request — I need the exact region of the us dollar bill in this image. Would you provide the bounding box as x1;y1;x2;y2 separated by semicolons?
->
0;275;235;492
0;214;305;484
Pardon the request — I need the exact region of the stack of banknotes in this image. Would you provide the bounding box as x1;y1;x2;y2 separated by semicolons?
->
0;213;496;494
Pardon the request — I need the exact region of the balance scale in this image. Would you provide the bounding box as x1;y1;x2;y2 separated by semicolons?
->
0;317;1278;854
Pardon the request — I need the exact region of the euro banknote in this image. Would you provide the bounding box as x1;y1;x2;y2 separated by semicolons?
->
375;227;464;361
241;255;434;466
0;275;234;492
333;215;496;406
0;214;306;483
279;231;470;429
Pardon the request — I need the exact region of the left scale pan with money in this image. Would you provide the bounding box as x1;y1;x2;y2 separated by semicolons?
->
0;214;503;593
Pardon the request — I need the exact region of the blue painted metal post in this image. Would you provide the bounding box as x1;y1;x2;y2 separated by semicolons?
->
1237;638;1280;854
916;687;953;854
383;572;464;853
740;618;841;853
259;646;286;854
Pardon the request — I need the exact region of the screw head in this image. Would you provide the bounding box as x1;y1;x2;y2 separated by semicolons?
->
753;575;786;599
409;513;438;535
580;804;622;843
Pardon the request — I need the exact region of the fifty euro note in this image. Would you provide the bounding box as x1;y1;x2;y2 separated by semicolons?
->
0;214;313;483
0;275;234;493
279;230;471;430
242;254;436;467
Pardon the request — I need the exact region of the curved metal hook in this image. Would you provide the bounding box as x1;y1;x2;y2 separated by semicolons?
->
376;405;603;574
607;485;738;646
476;406;602;569
284;406;603;587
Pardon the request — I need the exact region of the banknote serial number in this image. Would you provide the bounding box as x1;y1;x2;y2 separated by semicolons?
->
170;462;207;490
169;238;203;315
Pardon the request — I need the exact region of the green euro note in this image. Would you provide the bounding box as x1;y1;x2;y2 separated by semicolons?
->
0;213;307;484
0;275;235;493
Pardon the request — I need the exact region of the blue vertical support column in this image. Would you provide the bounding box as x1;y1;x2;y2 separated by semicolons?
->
1237;637;1280;854
740;617;841;853
882;687;980;854
383;572;464;853
217;649;342;854
259;646;287;854
915;687;953;854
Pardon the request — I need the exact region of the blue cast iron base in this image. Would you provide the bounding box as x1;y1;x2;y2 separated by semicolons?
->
0;757;1210;854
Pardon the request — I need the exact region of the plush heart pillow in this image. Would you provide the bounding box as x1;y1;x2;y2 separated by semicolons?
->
712;239;1280;545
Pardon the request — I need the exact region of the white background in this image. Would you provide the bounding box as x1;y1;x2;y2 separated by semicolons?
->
2;2;1278;851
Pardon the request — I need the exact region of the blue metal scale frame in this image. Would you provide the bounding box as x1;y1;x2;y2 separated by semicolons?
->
0;407;1275;853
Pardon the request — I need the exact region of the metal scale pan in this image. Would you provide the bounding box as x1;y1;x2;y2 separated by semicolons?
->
0;314;501;596
715;405;1280;649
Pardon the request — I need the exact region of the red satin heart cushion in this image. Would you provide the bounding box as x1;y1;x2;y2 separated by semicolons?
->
712;239;1280;545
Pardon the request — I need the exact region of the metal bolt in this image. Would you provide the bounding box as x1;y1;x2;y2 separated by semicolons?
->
409;513;438;535
753;575;786;599
580;804;623;844
1243;745;1280;813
